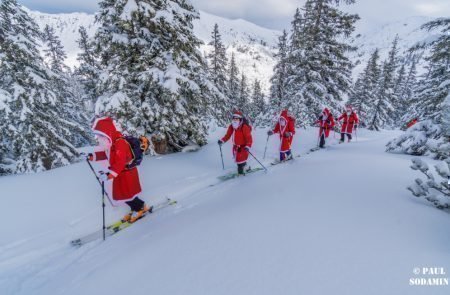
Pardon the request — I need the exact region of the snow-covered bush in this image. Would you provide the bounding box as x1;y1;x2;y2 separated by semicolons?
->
409;158;449;209
386;120;444;158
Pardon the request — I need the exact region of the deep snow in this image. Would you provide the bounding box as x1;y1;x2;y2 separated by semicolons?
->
0;127;449;295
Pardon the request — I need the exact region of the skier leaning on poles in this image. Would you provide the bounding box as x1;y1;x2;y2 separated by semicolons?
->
88;116;151;223
218;111;253;175
337;105;359;143
315;108;335;148
267;109;296;161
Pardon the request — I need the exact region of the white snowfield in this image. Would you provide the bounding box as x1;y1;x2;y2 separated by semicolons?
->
0;127;449;295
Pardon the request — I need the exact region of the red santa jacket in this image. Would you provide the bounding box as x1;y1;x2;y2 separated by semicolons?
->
338;111;359;134
92;117;142;203
221;123;253;164
316;108;335;138
273;110;296;152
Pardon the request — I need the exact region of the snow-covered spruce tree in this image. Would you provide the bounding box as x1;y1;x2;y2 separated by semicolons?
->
75;25;101;106
269;30;289;113
237;72;250;116
348;48;381;127
0;0;82;175
387;18;449;209
94;0;221;150
228;52;240;107
386;18;449;157
250;79;266;125
397;54;419;127
368;36;399;130
206;23;230;124
284;0;359;126
42;24;92;147
207;23;228;95
408;101;449;209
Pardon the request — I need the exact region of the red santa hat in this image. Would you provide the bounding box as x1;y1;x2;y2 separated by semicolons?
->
279;109;289;122
92;117;118;142
232;110;243;119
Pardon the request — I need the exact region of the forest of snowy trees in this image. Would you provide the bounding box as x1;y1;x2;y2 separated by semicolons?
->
0;0;448;206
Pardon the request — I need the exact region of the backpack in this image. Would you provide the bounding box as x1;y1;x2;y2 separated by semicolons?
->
122;135;144;169
242;117;253;131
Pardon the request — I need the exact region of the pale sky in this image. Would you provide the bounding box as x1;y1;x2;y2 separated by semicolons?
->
19;0;450;30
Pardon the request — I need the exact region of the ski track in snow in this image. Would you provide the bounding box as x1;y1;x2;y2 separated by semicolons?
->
0;128;449;295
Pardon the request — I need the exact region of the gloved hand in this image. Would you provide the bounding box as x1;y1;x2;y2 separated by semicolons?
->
354;124;358;129
284;132;292;138
244;146;250;152
87;153;94;161
218;140;223;146
267;130;274;136
99;172;113;182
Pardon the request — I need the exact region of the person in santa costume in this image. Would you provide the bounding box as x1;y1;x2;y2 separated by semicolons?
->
218;111;253;175
267;109;296;161
316;108;335;148
88;117;150;223
337;105;359;143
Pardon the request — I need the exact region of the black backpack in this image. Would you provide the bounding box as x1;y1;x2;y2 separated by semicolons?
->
122;135;144;169
242;117;253;131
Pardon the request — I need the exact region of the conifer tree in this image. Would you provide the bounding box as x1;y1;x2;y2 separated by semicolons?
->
269;30;289;111
0;0;83;174
75;25;100;105
237;73;250;115
94;0;222;150
348;48;381;126
228;52;240;104
251;79;266;124
284;0;359;125
368;36;399;130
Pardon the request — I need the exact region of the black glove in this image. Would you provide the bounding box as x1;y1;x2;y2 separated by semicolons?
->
87;153;94;161
244;146;250;152
354;124;358;129
218;140;223;146
284;132;292;138
267;130;274;136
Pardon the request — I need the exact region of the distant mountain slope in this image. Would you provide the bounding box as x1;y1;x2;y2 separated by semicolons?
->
27;7;441;94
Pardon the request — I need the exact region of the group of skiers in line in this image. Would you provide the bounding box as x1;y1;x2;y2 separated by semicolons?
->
87;105;358;223
218;105;359;173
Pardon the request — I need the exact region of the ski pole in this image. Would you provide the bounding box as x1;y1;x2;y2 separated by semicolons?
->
316;127;322;147
86;158;114;206
219;144;225;170
248;150;267;172
102;181;106;241
263;135;269;159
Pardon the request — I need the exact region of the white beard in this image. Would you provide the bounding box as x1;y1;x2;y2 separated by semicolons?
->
280;119;286;127
96;135;111;149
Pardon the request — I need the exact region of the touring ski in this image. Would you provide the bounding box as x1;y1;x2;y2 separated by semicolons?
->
71;198;177;247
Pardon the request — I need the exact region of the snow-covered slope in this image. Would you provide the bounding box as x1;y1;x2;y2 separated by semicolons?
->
27;8;279;93
27;7;441;93
1;127;449;295
25;7;97;69
350;16;441;76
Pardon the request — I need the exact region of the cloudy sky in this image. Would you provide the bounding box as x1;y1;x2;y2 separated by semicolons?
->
19;0;450;30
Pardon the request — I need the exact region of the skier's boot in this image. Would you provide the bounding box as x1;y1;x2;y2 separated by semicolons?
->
129;204;151;223
122;212;133;222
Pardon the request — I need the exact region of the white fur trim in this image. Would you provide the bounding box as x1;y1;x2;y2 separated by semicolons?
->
109;170;118;177
93;130;112;142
